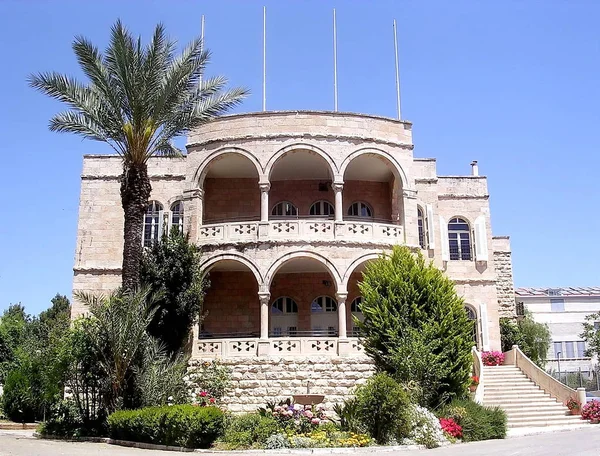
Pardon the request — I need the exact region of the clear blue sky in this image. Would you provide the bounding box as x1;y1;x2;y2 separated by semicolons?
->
1;1;599;315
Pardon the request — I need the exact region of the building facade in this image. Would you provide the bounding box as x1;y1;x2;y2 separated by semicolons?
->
73;111;514;410
516;287;600;377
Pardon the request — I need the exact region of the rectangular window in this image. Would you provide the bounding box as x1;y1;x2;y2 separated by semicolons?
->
577;341;587;358
553;342;563;358
287;326;297;336
550;298;565;312
565;341;575;358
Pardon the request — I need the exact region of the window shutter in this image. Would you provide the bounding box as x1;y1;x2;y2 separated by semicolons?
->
474;216;488;262
439;216;449;261
479;302;490;351
426;204;435;249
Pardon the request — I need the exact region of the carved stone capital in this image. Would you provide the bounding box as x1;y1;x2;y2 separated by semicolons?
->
258;292;271;304
332;182;344;193
335;292;348;303
183;188;204;199
259;183;271;193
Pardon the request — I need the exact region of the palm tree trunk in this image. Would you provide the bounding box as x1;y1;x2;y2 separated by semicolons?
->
120;162;152;291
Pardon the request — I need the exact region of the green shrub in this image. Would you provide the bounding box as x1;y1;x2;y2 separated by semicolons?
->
220;413;279;449
439;399;506;441
108;405;225;448
357;246;473;408
2;367;36;422
500;314;550;368
188;360;231;401
37;400;107;438
353;373;411;444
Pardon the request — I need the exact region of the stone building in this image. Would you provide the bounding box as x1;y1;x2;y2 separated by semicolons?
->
72;111;515;411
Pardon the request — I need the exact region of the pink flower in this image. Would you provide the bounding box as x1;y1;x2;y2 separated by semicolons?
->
311;418;320;425
199;391;208;397
304;410;313;419
209;398;215;404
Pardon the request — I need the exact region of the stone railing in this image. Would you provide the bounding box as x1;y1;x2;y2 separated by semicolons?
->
472;347;484;404
504;345;585;406
197;220;404;245
194;337;364;358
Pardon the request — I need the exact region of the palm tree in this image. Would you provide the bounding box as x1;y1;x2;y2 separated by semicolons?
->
30;21;248;290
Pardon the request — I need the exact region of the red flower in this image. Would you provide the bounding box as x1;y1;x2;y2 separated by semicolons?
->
199;391;208;397
209;398;216;404
440;417;463;439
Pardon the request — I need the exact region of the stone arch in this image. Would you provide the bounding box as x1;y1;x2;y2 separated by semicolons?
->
265;250;343;292
199;253;263;285
265;143;339;181
341;252;382;289
340;147;409;189
194;146;264;187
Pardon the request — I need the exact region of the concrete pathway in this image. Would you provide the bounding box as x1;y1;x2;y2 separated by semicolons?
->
1;427;599;456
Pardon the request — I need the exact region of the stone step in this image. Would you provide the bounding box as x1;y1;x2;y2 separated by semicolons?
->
504;409;571;418
484;373;529;379
484;397;558;405
497;402;566;411
484;384;540;391
508;417;587;428
484;391;550;399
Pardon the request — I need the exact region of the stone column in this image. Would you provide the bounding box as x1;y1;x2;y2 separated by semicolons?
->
337;292;348;338
259;183;271;239
260;183;270;222
332;182;344;223
258;291;271;356
182;188;203;241
337;292;350;356
258;292;271;340
402;188;418;246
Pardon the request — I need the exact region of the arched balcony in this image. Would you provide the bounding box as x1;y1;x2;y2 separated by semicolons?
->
194;146;407;246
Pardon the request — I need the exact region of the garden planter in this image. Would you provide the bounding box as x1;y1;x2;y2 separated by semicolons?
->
590;418;599;424
570;408;580;416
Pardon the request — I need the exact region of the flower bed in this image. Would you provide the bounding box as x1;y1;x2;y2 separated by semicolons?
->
582;400;600;422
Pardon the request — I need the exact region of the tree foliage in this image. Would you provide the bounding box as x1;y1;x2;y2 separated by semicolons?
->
500;313;551;368
0;304;29;382
357;246;474;408
580;312;600;359
141;229;205;355
29;21;248;290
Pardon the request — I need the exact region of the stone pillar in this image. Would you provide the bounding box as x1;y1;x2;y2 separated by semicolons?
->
260;183;270;223
183;188;203;241
258;292;271;340
337;292;348;338
258;291;271;356
402;188;418;246
332;183;344;223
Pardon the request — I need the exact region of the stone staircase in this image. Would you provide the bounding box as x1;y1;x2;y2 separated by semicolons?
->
482;365;586;428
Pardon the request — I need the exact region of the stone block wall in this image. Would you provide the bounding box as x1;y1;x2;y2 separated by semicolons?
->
493;236;516;318
189;356;375;413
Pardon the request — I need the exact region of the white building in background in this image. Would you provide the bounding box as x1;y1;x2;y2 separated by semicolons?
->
516;287;600;376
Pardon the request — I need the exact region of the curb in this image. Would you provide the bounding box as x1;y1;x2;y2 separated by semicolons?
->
0;423;38;430
34;433;423;453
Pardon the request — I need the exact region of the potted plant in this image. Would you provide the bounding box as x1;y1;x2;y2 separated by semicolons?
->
469;376;479;392
481;351;505;366
566;397;580;415
582;399;600;423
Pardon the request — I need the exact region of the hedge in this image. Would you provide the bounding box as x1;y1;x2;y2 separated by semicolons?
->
108;405;224;448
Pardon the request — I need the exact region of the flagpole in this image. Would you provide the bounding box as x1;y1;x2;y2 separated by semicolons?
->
393;19;402;120
199;15;205;87
263;6;267;112
333;9;338;112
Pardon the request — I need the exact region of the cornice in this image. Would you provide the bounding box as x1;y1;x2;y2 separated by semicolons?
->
186;133;415;151
81;174;185;181
437;194;489;200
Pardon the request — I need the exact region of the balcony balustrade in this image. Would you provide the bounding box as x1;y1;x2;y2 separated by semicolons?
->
197;218;404;245
195;336;364;358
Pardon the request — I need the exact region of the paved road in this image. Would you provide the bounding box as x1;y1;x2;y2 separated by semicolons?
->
0;427;598;455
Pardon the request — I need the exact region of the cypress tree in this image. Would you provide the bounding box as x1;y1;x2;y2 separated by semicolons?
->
357;246;473;408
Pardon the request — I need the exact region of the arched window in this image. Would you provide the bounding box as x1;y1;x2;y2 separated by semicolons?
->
350;297;364;337
143;201;163;247
170;201;184;234
270;297;299;337
271;201;298;218
465;305;478;346
347;201;373;219
309;200;334;217
417;207;426;249
448;217;472;260
311;296;338;336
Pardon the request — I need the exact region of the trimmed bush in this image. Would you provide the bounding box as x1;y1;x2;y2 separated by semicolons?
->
220;413;279;449
439;399;506;441
38;400;107;438
108;405;224;448
353;373;412;444
2;367;36;422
